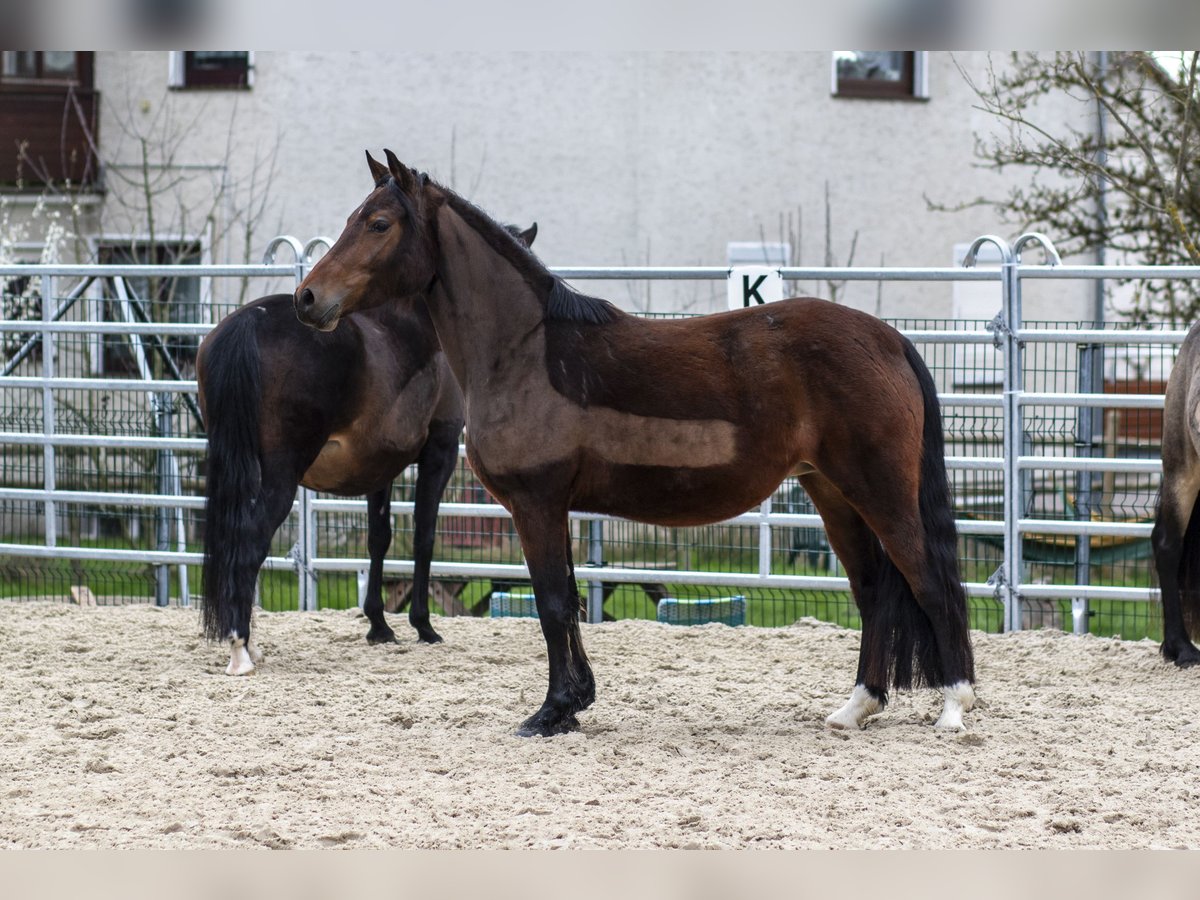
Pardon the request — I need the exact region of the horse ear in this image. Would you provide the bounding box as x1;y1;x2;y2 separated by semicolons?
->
519;222;538;247
383;148;417;193
365;150;389;186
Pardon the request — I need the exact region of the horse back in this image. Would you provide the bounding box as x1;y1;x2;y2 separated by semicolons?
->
544;297;914;429
474;298;922;525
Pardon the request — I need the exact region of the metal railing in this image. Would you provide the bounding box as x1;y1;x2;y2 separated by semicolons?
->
1;232;1195;634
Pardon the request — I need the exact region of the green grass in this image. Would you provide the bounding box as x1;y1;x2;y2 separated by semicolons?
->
0;531;1167;642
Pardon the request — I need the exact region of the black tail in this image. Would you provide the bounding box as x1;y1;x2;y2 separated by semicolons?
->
866;341;975;691
1176;499;1200;639
200;310;264;642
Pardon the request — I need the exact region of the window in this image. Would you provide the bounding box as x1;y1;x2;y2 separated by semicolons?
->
833;51;927;100
168;52;252;90
0;51;93;87
97;241;203;377
0;52;98;187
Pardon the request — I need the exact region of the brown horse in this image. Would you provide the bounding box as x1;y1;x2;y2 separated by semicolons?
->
1152;324;1200;667
294;150;976;737
196;219;536;675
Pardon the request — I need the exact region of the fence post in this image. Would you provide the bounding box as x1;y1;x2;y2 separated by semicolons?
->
586;517;604;623
1013;234;1065;633
1073;343;1096;633
968;235;1019;631
264;236;314;612
1071;231;1102;636
154;391;171;606
297;486;318;611
758;493;773;581
40;273;57;552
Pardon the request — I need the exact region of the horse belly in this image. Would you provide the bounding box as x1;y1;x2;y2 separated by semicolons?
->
300;434;418;496
579;460;792;527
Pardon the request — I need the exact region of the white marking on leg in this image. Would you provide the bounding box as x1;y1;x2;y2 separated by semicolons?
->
825;684;882;730
225;637;256;676
934;680;975;731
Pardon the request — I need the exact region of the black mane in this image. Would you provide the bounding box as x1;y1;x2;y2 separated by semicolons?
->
435;183;619;326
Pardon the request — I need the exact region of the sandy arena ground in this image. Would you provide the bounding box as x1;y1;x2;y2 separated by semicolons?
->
0;600;1196;849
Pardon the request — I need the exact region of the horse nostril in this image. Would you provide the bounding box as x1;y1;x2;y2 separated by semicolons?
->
298;287;315;308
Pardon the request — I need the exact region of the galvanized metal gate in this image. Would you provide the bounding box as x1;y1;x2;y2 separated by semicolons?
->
1;232;1195;634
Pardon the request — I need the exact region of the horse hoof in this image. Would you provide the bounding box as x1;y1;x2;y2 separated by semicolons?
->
933;712;966;731
824;713;858;731
416;630;444;645
365;625;397;645
1173;649;1200;669
825;685;882;730
225;639;256;676
934;681;975;730
516;711;580;738
1163;640;1200;668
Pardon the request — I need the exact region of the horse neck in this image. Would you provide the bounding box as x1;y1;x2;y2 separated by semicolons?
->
362;294;433;335
425;203;546;397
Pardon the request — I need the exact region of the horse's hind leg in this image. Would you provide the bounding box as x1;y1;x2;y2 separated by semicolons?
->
362;485;397;645
816;455;974;729
868;515;975;730
1153;467;1200;666
800;475;889;729
407;418;462;644
224;469;297;675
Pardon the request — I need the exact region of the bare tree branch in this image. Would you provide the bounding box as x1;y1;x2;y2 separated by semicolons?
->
936;51;1200;324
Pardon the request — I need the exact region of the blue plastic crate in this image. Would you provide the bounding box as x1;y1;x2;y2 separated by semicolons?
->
656;595;746;627
489;591;538;619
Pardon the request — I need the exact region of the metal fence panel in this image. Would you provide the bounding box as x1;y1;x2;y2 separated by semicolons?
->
3;233;1198;642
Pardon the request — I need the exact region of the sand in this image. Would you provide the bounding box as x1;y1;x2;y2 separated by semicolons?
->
0;600;1196;849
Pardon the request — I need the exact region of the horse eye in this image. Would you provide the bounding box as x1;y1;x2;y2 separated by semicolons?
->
369;220;389;233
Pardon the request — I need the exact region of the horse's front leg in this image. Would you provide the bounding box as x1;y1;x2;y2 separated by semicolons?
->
406;418;462;644
510;502;595;737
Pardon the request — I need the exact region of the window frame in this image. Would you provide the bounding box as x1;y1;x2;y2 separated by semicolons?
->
0;51;94;93
831;51;929;101
167;51;254;91
89;236;210;378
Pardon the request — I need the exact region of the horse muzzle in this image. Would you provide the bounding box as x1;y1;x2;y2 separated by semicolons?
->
294;287;342;332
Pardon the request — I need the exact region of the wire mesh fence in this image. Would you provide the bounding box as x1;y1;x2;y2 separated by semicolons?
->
1;264;291;605
0;252;1191;645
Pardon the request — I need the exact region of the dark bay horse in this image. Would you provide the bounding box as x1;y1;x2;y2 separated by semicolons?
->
196;218;537;675
294;150;976;736
1152;323;1200;667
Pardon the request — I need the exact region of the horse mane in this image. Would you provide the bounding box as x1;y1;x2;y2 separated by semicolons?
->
433;182;619;326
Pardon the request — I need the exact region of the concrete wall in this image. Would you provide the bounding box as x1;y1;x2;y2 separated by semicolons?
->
77;51;1093;320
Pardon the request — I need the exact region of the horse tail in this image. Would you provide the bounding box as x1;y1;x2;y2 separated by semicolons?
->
866;340;975;692
199;310;264;642
1175;499;1200;639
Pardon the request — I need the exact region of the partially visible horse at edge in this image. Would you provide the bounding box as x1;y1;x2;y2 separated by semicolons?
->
294;149;976;737
1152;323;1200;667
196;219;537;675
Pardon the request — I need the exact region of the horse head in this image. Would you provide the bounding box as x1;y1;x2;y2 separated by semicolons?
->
295;149;439;331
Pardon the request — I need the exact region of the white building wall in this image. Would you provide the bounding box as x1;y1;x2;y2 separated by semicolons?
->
89;50;1092;320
